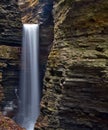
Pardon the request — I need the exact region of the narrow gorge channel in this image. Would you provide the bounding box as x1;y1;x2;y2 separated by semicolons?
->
16;24;40;130
0;0;108;130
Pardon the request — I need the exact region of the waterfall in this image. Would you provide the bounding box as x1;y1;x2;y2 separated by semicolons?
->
17;24;40;130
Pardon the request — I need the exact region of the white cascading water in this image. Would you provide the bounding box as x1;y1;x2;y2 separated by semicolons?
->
17;24;40;130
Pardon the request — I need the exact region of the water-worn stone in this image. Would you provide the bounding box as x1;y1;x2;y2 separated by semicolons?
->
35;0;108;129
0;112;25;130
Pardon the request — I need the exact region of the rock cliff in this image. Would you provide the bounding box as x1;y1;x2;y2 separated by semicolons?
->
0;0;108;130
35;0;108;129
18;0;38;23
0;0;22;45
0;0;22;116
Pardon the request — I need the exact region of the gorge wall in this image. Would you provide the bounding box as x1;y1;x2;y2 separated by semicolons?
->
36;0;108;130
0;0;54;116
0;0;108;130
0;0;22;116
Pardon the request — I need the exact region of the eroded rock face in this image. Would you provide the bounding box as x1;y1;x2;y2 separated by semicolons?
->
18;0;39;23
18;0;53;25
0;0;22;46
0;0;22;116
35;0;108;129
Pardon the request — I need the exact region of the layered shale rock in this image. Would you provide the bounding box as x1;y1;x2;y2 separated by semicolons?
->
0;1;22;116
18;0;38;23
36;0;108;129
18;0;53;25
0;0;22;45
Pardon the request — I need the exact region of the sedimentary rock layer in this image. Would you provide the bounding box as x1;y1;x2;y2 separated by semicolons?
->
36;0;108;129
0;0;22;45
0;0;22;116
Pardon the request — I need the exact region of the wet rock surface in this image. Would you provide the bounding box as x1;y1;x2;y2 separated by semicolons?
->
19;0;53;25
0;0;108;130
0;112;25;130
0;0;22;116
35;0;108;129
0;45;21;116
0;1;23;125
